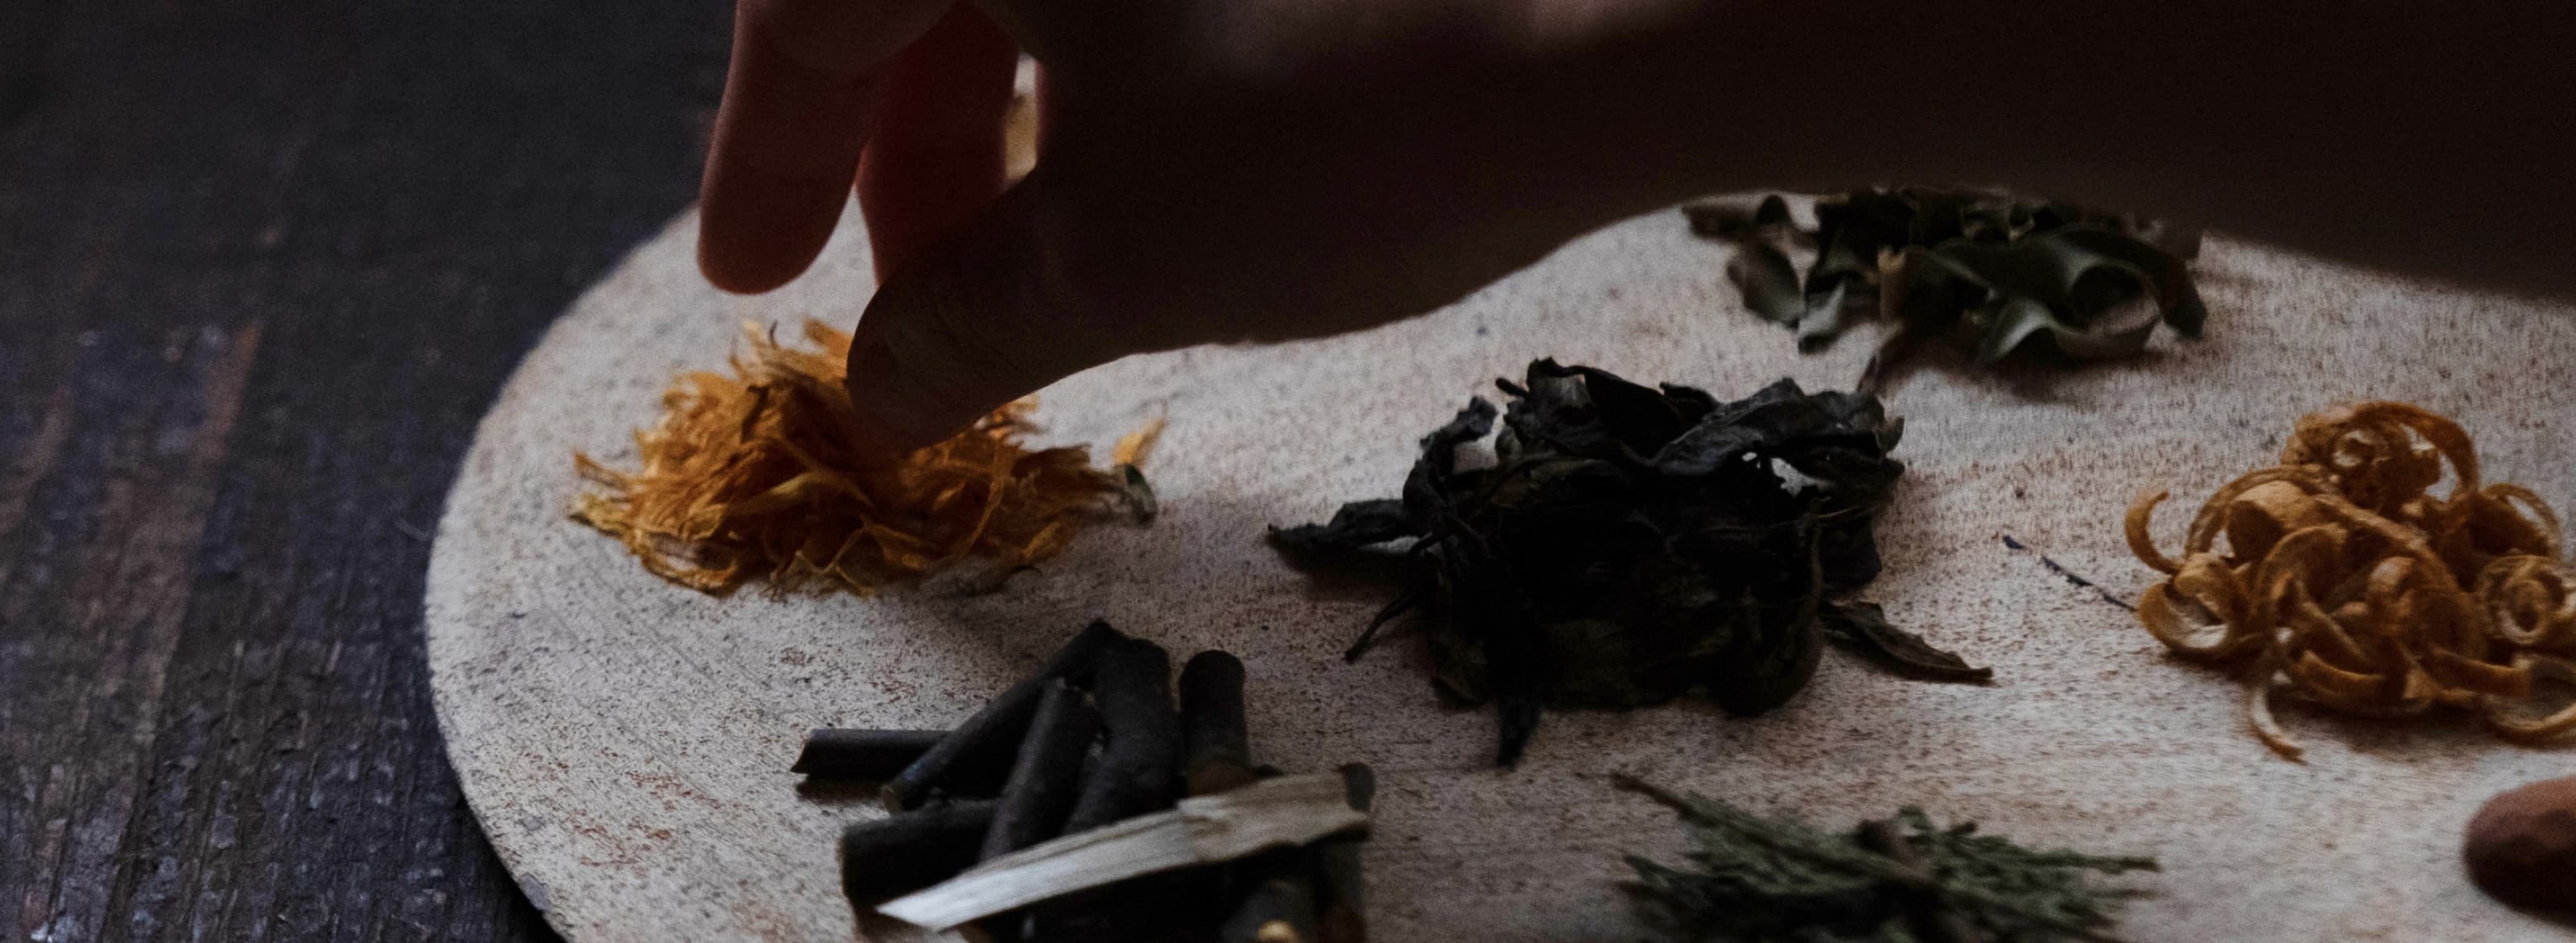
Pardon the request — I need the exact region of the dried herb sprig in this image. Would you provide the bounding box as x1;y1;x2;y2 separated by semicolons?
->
1274;360;1988;765
1616;776;2157;943
1684;187;2205;393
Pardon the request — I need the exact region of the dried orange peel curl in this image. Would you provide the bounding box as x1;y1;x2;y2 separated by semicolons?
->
2126;402;2576;760
572;319;1158;595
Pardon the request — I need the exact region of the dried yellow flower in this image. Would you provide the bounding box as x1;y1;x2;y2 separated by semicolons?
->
573;319;1154;595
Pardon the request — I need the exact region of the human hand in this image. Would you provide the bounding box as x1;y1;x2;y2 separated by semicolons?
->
698;0;1780;452
701;0;2576;455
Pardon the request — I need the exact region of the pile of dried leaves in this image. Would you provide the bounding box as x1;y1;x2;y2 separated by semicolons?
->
573;319;1154;595
1618;776;2157;943
1272;360;1988;765
2128;401;2576;759
1685;187;2205;391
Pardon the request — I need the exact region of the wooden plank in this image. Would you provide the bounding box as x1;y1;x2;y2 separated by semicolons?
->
0;0;728;937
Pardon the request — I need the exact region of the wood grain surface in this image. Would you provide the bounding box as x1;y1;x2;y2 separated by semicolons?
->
433;201;2576;942
0;0;729;938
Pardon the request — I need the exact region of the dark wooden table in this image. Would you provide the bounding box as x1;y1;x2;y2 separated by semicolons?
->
2;1;732;938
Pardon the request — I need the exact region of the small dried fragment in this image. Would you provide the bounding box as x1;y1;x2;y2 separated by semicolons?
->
2126;401;2576;759
2464;775;2576;912
572;319;1155;595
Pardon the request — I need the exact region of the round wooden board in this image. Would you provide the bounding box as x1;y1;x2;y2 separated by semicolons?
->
429;202;2576;942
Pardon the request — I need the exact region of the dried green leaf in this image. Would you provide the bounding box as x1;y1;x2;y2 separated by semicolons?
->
1796;279;1857;352
1683;193;1794;239
1819;601;1993;684
1728;240;1806;324
1683;187;2206;385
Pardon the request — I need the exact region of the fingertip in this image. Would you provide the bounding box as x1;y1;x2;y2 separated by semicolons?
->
838;200;1079;454
841;323;970;456
696;164;848;294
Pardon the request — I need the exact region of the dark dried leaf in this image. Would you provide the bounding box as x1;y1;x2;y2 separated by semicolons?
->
1276;361;1976;764
1727;240;1806;324
1268;499;1414;554
1119;464;1158;524
1820;601;1994;684
1684;187;2207;385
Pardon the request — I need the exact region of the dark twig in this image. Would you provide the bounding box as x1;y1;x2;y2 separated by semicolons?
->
2000;534;2136;611
1179;650;1256;797
794;729;949;782
881;620;1122;810
981;681;1100;860
1315;764;1375;943
1063;639;1182;833
841;800;998;902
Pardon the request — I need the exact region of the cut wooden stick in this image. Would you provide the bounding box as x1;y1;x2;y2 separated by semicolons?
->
842;800;1000;902
1179;649;1256;797
1314;764;1374;943
882;620;1122;810
1221;851;1320;943
1226;762;1375;943
795;729;948;781
1063;639;1181;831
981;680;1100;860
878;772;1371;931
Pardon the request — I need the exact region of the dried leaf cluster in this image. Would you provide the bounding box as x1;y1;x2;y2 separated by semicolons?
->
1618;776;2155;943
1685;188;2204;391
573;319;1154;595
1273;360;1988;766
2126;401;2576;759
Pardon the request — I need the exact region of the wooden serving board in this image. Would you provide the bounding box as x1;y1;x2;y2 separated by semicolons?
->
427;201;2576;942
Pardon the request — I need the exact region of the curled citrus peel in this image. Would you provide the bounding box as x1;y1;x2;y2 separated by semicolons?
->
572;319;1154;595
2127;401;2576;759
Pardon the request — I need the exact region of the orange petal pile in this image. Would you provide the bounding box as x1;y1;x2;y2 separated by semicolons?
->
573;319;1155;595
2126;401;2576;759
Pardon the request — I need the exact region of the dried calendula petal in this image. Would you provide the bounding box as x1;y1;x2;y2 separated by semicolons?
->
2126;400;2575;758
572;319;1154;595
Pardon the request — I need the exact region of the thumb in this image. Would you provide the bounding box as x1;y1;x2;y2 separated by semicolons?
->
843;177;1150;453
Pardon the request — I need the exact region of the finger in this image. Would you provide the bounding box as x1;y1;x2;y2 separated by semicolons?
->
698;0;950;294
843;179;1133;453
856;5;1019;280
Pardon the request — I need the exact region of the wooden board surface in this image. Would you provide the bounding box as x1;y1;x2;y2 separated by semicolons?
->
428;203;2576;942
0;0;728;937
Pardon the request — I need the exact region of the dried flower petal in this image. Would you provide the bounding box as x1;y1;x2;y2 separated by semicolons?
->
572;319;1146;595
